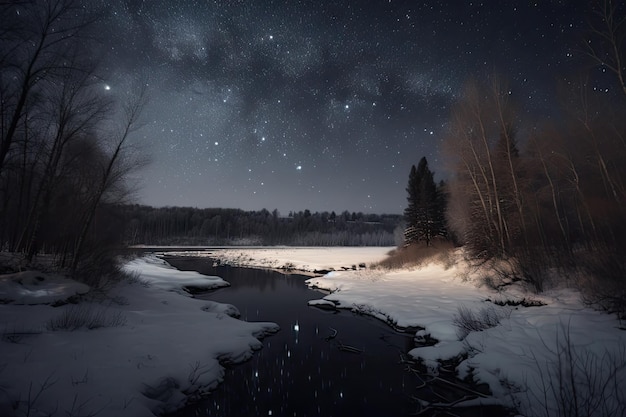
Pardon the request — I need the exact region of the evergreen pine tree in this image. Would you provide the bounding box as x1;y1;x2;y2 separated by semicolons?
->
404;157;446;246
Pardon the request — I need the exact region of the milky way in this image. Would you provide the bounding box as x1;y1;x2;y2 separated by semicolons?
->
93;0;593;214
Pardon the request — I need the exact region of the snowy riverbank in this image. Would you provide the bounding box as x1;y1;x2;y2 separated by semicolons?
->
206;247;626;416
0;254;278;417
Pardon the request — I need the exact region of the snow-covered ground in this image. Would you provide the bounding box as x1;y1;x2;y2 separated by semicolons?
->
0;254;278;417
203;247;626;416
167;246;394;273
2;247;625;416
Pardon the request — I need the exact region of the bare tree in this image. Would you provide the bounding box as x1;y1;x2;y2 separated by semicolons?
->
584;0;626;97
0;0;95;177
0;1;150;280
490;77;529;249
443;77;523;259
71;85;148;273
15;63;111;259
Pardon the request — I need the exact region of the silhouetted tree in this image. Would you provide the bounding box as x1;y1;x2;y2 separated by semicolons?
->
71;85;148;272
404;157;446;246
0;0;95;177
0;1;148;282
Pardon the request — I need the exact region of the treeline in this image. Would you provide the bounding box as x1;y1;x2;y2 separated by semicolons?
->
0;1;144;281
121;205;403;246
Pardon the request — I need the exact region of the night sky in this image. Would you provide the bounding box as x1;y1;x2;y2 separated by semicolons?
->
93;0;594;214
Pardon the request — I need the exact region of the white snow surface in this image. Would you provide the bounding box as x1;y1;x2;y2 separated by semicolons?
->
167;246;394;273
0;271;89;304
0;254;278;417
122;254;230;293
209;247;626;416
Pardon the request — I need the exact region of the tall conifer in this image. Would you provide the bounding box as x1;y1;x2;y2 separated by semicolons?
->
404;157;446;246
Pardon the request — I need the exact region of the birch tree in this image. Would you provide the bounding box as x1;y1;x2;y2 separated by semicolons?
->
444;77;526;259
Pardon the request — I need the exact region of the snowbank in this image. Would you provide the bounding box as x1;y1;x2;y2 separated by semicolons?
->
0;271;89;305
0;255;278;417
122;254;229;293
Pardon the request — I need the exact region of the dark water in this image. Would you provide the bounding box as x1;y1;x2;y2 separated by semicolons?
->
165;256;422;417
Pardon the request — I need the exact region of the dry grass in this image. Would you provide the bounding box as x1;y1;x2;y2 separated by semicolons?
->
46;305;127;331
374;240;456;270
452;304;510;339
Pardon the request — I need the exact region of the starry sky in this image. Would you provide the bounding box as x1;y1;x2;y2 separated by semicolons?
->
92;0;594;214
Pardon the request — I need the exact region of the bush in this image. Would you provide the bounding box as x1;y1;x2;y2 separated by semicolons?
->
125;271;152;287
46;305;126;331
577;247;626;322
72;250;129;288
511;248;552;292
452;304;510;339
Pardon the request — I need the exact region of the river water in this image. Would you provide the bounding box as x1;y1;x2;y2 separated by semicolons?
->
165;256;421;417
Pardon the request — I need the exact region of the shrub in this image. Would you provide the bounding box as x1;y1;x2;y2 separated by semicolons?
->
452;304;510;339
125;271;152;288
577;247;626;322
72;252;130;289
46;305;126;331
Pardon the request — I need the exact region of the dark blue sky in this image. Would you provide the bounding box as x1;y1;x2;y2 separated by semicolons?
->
95;0;599;214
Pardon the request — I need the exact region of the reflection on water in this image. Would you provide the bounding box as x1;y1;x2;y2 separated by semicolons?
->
165;257;420;417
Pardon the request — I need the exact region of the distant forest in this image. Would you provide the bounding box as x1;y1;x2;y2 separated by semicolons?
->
120;205;404;246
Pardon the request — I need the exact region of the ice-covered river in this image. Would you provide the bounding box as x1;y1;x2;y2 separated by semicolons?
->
164;255;421;416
